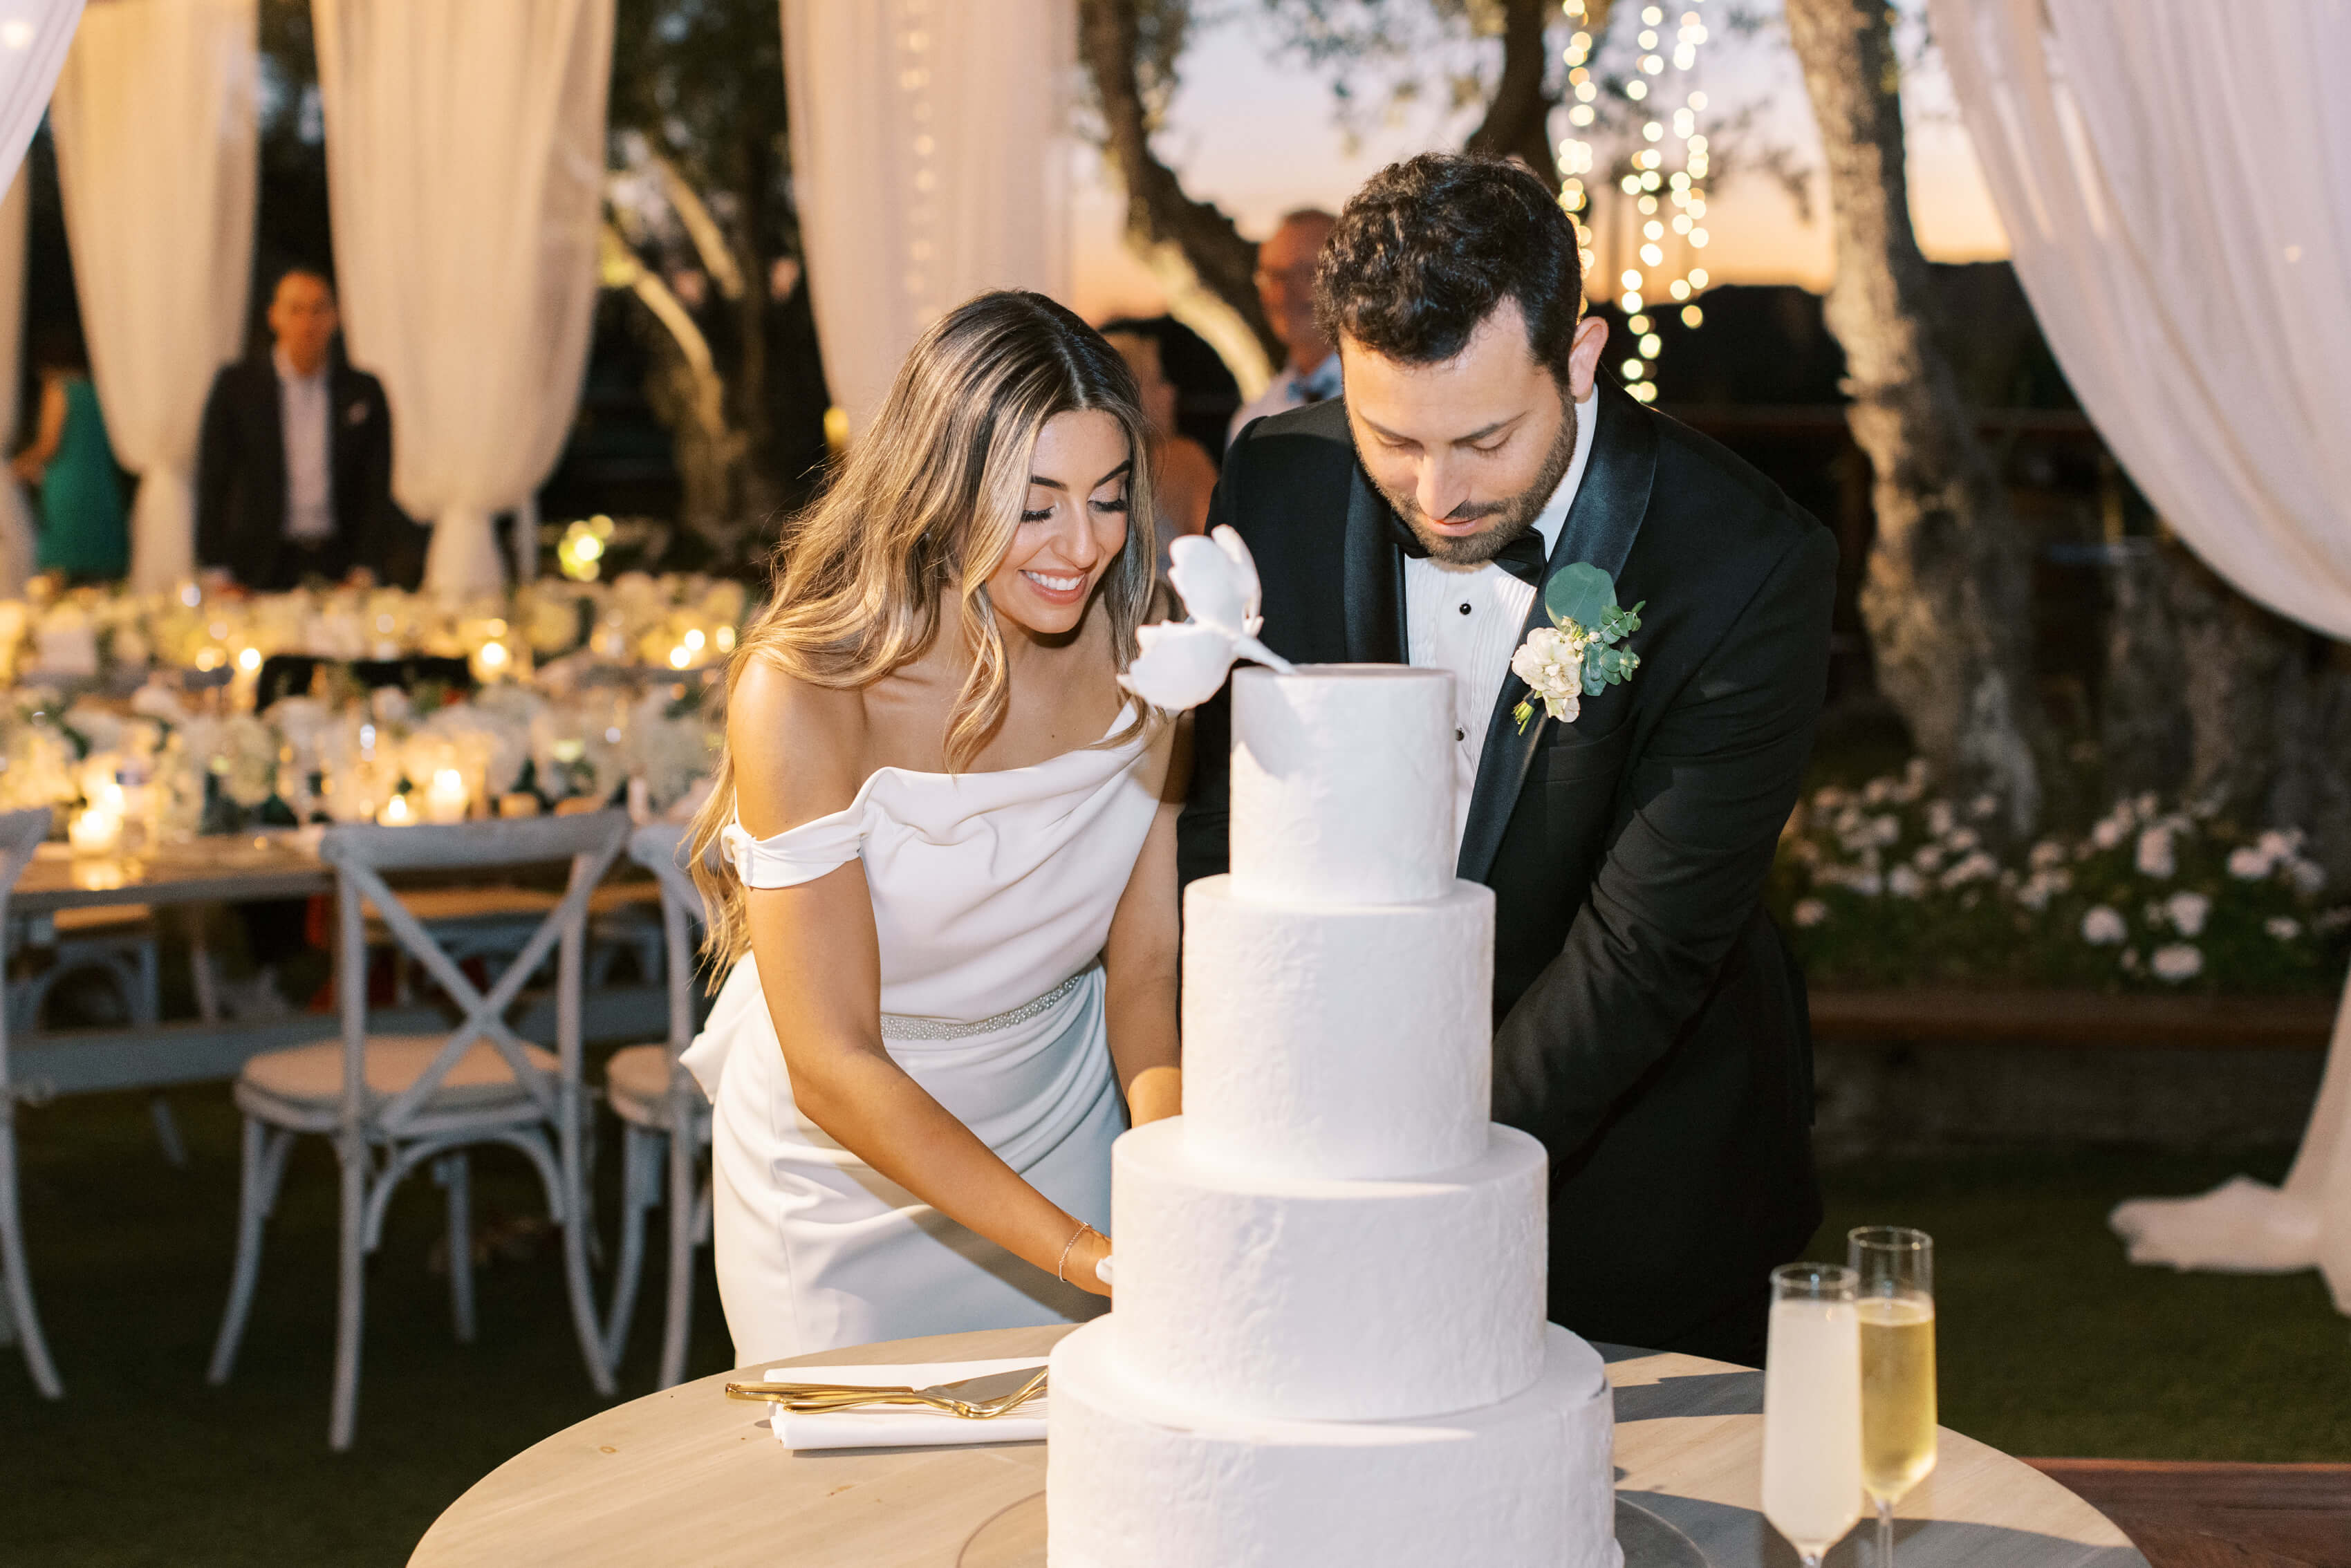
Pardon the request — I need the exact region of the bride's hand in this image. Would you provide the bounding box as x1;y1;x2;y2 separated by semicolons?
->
1068;1227;1114;1297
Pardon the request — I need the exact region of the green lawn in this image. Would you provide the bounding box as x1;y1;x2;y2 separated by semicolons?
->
1;1091;2345;1567
1814;1146;2351;1462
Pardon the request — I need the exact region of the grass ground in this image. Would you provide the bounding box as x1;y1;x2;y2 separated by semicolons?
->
1;1090;2345;1565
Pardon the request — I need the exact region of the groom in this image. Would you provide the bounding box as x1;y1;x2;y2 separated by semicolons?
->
1177;154;1835;1365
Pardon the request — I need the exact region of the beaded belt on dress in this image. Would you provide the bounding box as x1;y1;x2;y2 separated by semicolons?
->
878;968;1092;1042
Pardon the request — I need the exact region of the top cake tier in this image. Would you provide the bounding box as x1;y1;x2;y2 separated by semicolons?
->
1229;666;1455;907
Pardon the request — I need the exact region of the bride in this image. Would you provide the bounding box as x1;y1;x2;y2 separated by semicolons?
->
680;290;1183;1364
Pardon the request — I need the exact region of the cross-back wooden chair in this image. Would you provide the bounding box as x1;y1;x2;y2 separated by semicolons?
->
599;819;713;1390
206;810;630;1450
0;807;62;1398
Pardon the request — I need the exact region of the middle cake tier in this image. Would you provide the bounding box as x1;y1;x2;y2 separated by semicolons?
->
1109;1118;1548;1422
1182;873;1494;1179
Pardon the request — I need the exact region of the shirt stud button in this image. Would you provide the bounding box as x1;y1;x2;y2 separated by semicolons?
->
1457;602;1471;615
1455;727;1466;742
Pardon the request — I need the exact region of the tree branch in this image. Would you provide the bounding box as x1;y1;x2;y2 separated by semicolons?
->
1465;0;1565;191
1077;0;1282;376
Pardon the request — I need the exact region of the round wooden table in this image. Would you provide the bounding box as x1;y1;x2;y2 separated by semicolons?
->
409;1325;2148;1568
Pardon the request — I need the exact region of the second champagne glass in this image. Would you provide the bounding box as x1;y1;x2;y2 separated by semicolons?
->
1850;1226;1936;1568
1760;1262;1862;1568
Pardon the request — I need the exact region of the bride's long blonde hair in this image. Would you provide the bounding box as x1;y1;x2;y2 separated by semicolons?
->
688;290;1160;966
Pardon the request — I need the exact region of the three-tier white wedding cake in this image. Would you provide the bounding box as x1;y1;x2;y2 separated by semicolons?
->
1048;664;1621;1568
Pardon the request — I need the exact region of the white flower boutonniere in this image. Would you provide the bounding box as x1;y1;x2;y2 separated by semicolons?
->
1509;561;1642;732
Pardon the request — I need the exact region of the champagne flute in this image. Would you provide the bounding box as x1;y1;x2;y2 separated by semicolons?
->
1849;1226;1936;1568
1761;1262;1862;1567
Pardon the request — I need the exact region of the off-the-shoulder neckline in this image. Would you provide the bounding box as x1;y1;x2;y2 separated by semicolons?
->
730;701;1144;846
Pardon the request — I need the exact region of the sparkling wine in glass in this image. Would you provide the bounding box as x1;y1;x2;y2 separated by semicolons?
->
1850;1226;1936;1567
1761;1262;1863;1567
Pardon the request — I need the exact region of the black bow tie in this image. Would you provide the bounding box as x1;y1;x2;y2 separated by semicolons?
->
1391;515;1551;586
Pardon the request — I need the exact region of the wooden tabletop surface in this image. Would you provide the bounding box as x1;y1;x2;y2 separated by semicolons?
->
409;1325;2146;1568
12;832;333;913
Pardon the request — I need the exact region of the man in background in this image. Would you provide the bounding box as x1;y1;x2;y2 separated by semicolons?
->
1227;209;1341;441
196;267;412;590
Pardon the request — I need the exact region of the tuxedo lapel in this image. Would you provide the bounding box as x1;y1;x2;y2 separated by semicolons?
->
1456;382;1660;884
1340;462;1407;665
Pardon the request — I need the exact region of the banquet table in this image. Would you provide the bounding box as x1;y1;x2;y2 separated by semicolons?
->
407;1324;2148;1568
6;832;667;1100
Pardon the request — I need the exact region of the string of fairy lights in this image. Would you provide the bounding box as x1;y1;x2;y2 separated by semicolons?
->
1555;0;1714;404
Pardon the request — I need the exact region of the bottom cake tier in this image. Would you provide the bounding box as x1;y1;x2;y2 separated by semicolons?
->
1046;1319;1622;1568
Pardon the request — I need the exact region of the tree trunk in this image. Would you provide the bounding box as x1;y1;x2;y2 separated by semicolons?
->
1464;0;1568;192
1076;0;1281;382
1785;0;2052;831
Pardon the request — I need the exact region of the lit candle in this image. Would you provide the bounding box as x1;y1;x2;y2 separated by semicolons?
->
425;767;470;824
377;792;416;827
68;807;122;855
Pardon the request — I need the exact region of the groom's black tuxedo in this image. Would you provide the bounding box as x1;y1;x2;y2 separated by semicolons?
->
1177;381;1835;1363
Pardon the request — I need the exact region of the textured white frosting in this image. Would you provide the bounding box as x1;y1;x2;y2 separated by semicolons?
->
1048;1320;1622;1568
1110;1119;1546;1421
1229;666;1456;906
1182;874;1494;1179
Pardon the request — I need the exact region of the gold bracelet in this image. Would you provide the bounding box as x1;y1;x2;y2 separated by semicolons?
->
1056;1220;1097;1285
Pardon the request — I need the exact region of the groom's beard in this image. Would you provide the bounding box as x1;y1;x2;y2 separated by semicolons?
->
1374;398;1580;568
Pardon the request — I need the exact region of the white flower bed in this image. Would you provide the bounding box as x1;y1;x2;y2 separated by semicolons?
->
1776;763;2348;993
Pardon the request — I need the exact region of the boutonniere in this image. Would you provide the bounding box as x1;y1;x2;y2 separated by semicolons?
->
1509;562;1642;732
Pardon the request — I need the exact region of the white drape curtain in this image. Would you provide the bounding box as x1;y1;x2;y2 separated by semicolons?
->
779;0;1074;437
1932;0;2351;1302
313;0;612;597
0;0;81;189
49;0;255;593
0;1;86;594
0;169;36;596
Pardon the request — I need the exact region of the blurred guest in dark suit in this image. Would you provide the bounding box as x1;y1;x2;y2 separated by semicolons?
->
196;267;418;590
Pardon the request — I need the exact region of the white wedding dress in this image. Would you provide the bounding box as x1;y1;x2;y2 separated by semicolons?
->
679;711;1157;1364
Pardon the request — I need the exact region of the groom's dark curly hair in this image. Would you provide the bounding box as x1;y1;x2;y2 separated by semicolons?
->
1314;153;1584;387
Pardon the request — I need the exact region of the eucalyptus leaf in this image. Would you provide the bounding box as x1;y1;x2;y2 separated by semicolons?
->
1543;562;1617;632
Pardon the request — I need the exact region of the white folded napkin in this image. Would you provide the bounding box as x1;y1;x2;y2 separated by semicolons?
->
763;1356;1050;1451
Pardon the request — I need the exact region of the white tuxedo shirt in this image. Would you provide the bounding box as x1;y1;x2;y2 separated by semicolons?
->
1403;392;1599;850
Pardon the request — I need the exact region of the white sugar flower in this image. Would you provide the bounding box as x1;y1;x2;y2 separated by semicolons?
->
2150;943;2204;982
2258;829;2302;861
2162;890;2211;937
2091;814;2128;850
2267;916;2303;941
1792;898;1829;928
2081;905;2127;945
1926;799;1956;838
1509;624;1588;725
2029;839;2067;870
2227;845;2274;880
2287;857;2327;897
2135;825;2176;879
1861;776;1895;805
1119;526;1294;711
1886;865;1925;899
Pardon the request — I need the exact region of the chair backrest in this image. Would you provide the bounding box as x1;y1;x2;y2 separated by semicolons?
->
0;808;51;1088
319;810;633;1133
627;820;709;1065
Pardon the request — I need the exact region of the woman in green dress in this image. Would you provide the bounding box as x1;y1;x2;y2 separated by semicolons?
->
14;339;128;581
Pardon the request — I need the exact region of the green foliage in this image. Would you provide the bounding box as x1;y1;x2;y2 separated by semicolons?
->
1774;763;2351;994
1543;560;1615;629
